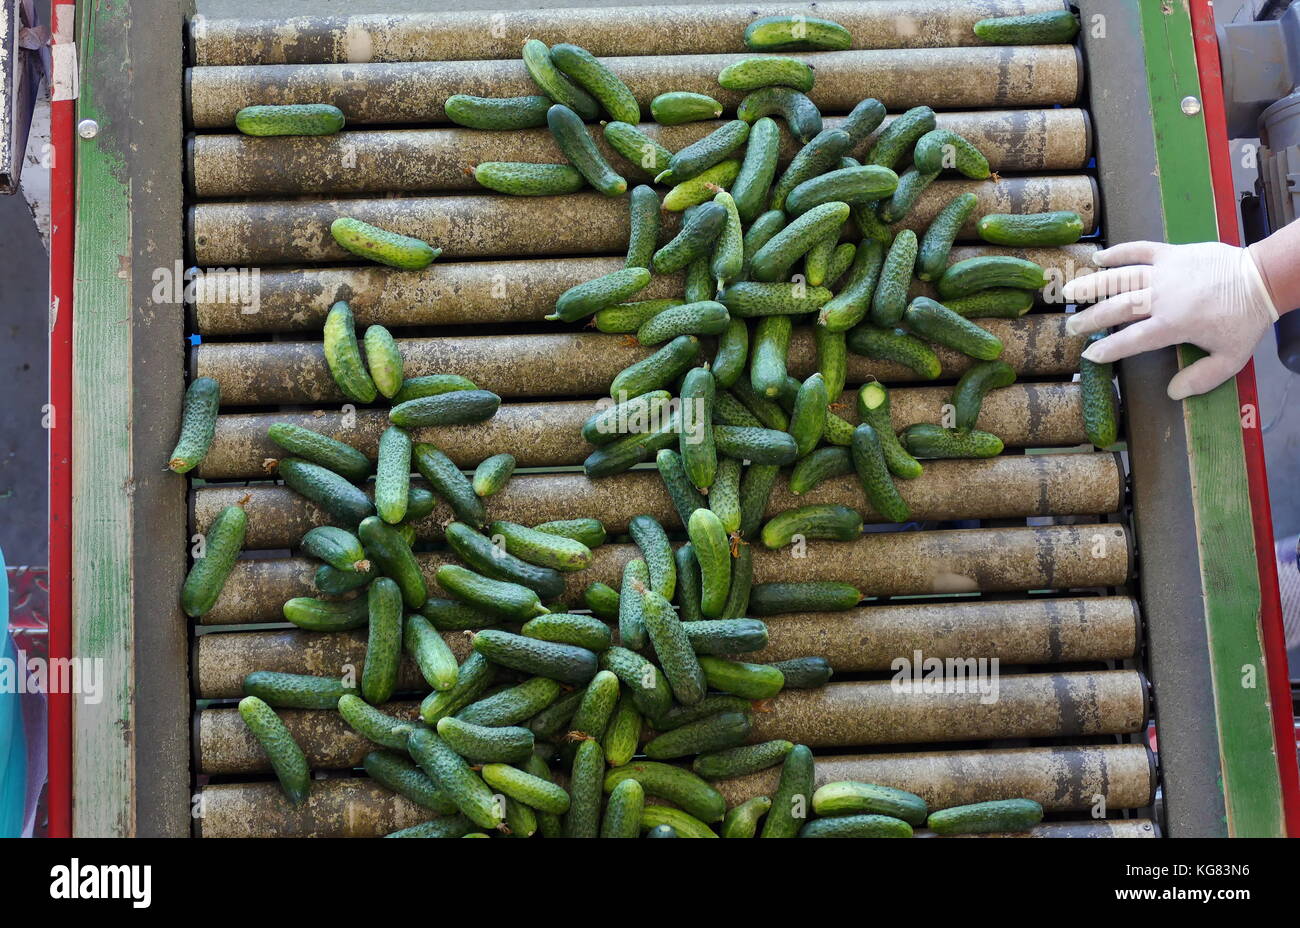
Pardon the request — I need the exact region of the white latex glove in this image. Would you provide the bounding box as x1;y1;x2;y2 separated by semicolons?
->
1060;241;1278;400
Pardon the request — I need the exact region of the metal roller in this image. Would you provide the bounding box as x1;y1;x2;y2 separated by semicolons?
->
712;743;1155;812
188;1;1065;65
195;382;1093;479
200;524;1132;625
195;778;432;838
748;595;1140;668
746;672;1148;747
188;108;1091;198
193;315;1088;406
193;453;1123;548
193;245;1097;336
189;175;1094;266
920;820;1159;838
186;47;1081;129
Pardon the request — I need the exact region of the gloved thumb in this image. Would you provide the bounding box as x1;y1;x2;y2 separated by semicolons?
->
1166;350;1247;401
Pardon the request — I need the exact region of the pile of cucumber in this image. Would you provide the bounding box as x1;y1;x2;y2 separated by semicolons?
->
174;7;1099;836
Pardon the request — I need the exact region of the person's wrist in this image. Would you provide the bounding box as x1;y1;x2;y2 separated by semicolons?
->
1247;241;1291;316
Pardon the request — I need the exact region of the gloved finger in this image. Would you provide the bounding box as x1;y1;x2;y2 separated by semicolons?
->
1166;351;1247;401
1061;265;1151;303
1064;289;1153;336
1080;318;1177;364
1092;240;1168;267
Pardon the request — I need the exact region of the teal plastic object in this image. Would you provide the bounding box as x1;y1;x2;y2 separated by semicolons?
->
0;548;26;837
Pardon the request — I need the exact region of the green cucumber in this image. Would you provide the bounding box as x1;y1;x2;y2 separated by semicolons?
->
978;210;1084;246
680;366;718;490
732;117;782;224
740;208;786;280
819;238;885;333
750;315;792;398
674;543;704;622
458;676;562;727
242;671;353;709
903;296;1003;360
651;91;723;125
596;299;680;333
385;818;473;838
751;201;851;282
602;692;642;767
721;281;833;318
643;587;707;704
738;462;781;538
420;597;498;631
363;749;457;814
664;119;751;183
373;426;411;524
787;165;898;217
534;518;606;549
313;560;375;595
605;762;726;822
546;103;626;196
502;795;538;837
490;520;593;572
770;128;853;213
565;738;605;837
444;94;551;130
927;798;1044;835
436;716;534;764
600;645;673;719
362;577;404;704
839;97;888;145
581;410;679;477
801;814;913;838
282;594;369;632
625;185;660;270
853;200;895;245
662;160;742;211
711;189;744;288
721;796;772;838
584;581;621;620
618;558;651;651
330;219;439;271
803;233;836;287
638;301;730;345
420;652;495;724
472;629;598;686
470;453;514;499
235;103;344;137
952;359;1016;431
604;121;672;176
712;319;750;389
715;425;798;465
405;486;436;521
937;255;1047;299
695;740;795;780
522;613;612;651
473;161;585;196
789;372;829;457
789;445;853;494
523;755;566;836
713;390;764;427
408;728;503;830
300;525;368;572
870;229;919;326
642;711;752;760
583;390;673;445
392;374;477;405
748;581;860;615
744;14;852;51
865;106;937;170
917;191;980;281
709;456;744;535
358;516;427;608
601;778;644;838
685;256;714;303
610;336;701;399
404;613;459;691
762;743;814;837
769;656;832;688
181;504;246;618
322;301;377;402
688;507;732;619
569;670;622;743
973;10;1080;44
719;56;815;92
845;323;942;380
366;332;409;393
851;424;911;523
683;618;769;655
656;448;708;527
237;697;310;805
813;780;928;824
824;241;857;288
944;288;1036;319
168;377;220;473
653;201;726;274
551;266;651;323
522;39;600;119
527;688;584;739
652;694;751;730
1081;332;1120;448
698;656;784;699
389;390;501;427
737;86;823;143
760;503;862;548
481;762;571;815
913;129;991;179
900;423;1004;459
640;807;716;838
857;382;922;479
629;515;676;599
266;422;371;483
437;565;548;621
413;443;485;527
550;43;639;124
720;541;753;619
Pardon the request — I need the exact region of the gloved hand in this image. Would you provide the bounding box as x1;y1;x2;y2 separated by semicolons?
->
1060;240;1278;400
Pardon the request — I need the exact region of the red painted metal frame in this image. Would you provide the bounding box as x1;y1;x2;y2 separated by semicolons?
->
47;0;74;838
1191;0;1300;836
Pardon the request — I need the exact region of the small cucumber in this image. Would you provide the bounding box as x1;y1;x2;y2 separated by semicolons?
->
552;266;652;323
694;739;794;780
358;516;427;608
680;366;718;490
242;671;353;709
528;688;585;739
502;795;538;838
674;543;704;622
870;229;919;327
629;515;677;600
420;652;495;724
565;738;605;837
719;55;815;92
737;86;822;143
789;372;829;458
709;456;744;534
408;728;503;830
789;445;854;494
731;117;782;224
522;39;599;119
473;161;585;196
584;581;621;620
712;319;750;389
436;716;534;764
363;749;457;814
651;91;723;125
698;656;784;700
663;119;751;183
813;780;928;824
491;520;593;572
653;201;727;274
744;14;852;51
534;518;606;549
602;692;643;767
787;165;899;217
417;598;493;633
973;10;1080;45
278;456;375;524
937;256;1047;300
522;613;612;651
913;129;991;179
181;504;246;618
713;391;764;427
641;808;716;839
237;697;310;805
904;296;1004;361
523;755;567;836
1081;332;1120;448
445;94;551;129
364;325;403;398
604;762;726;822
851;424;911;523
470;452;515;499
853;200;895;245
711;189;745;289
803;233;836;287
857;382;922;479
597;299;681;334
952;359;1016;431
362;577;404;704
481;762;571;815
168;377;220;473
550;43;639;124
392;374;477;405
865;106;937;170
688;507;732;619
373;426;411;524
801;814;913;838
385;818;473;838
845;323;942;380
314;560;376;595
917;191;979;281
322;301;377;402
720;541;753;620
282;594;369;631
583;408;680;477
584;390;673;445
943;288;1036;319
643;711;752;760
413;443;485;527
839;97;888;145
604;122;673;176
721;281;833;318
815;321;848;400
683;618;769;655
715;425;799;465
472;629;599;685
760;503;863;548
389;389;501;427
738;461;782;539
330;218;439;271
300;525;368;572
638;301;730;345
819;239;885;333
761;743;814;838
600;777;645;838
900;423;1004;459
445;522;565;601
770;129;853;213
405;486;437;521
656;448;708;527
927;798;1044;835
652;694;751;730
600;645;673;719
722;796;773;838
546;103;626;196
685;256;714;303
825;241;857;288
235;103;344;137
978;210;1085;247
740;208;787;280
266;422;371;482
625;185;661;270
662;160;743;211
404;613;459;691
748;580;860;614
751;201;851;282
437;565;549;622
458;676;562;727
750;315;792;398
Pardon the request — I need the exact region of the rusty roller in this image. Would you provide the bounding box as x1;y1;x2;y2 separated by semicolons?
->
189;176;1094;266
712;743;1155;812
199;524;1131;626
192;453;1123;548
920;820;1159;838
186;46;1081;129
195;779;432;838
193;315;1088;406
188;108;1091;198
195;382;1093;479
192;244;1097;337
188;1;1065;65
746;672;1147;748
